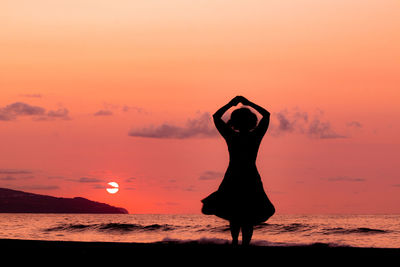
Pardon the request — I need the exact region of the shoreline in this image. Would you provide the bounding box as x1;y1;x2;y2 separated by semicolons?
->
1;238;399;264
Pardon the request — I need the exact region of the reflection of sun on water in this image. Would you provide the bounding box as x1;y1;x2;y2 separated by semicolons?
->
106;182;119;194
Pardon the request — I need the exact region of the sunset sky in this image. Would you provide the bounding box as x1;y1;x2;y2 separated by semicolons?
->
1;0;399;214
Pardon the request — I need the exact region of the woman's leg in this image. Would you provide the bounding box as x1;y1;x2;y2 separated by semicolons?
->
229;221;240;246
242;224;253;246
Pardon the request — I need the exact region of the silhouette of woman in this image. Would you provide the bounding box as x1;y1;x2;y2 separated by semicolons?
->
201;96;275;246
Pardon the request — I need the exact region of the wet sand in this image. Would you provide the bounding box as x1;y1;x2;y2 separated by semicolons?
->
1;239;398;265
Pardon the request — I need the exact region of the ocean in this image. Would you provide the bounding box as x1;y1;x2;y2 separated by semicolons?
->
0;214;399;248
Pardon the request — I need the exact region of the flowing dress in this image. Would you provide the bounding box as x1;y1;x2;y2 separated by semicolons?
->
201;114;275;225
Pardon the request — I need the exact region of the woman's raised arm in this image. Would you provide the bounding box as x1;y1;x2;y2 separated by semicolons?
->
238;96;270;117
213;96;240;119
212;96;240;138
239;96;270;138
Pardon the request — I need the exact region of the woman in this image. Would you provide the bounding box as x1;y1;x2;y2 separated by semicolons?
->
201;96;275;246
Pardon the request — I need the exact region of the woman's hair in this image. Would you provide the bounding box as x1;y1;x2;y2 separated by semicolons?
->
227;107;258;132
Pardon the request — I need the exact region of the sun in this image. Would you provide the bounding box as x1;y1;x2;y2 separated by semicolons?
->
106;182;119;194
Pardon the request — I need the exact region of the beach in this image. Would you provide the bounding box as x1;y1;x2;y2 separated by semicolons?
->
1;239;399;265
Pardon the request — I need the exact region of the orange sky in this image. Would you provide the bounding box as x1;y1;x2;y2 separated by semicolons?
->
1;0;399;214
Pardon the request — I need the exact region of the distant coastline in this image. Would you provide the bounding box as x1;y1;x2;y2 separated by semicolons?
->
0;187;128;214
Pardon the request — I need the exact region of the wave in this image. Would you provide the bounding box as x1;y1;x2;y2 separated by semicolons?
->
254;223;314;233
321;227;390;235
44;223;177;232
254;223;389;235
44;222;390;236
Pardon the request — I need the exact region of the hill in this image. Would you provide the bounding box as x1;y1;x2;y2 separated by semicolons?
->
0;187;128;214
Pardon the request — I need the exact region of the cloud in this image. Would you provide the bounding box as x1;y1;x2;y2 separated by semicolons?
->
346;121;363;128
0;102;71;121
127;108;348;140
0;169;35;182
307;119;346;139
122;105;146;114
272;109;308;134
322;176;366;182
199;170;223;180
35;108;71;121
0;169;33;175
0;175;34;181
124;187;136;190
183;185;197;191
73;177;104;183
0;102;45;120
0;112;11;121
125;177;137;183
92;184;107;189
94;110;113;116
19;185;60;190
0;176;17;181
47;176;67;180
98;103;147;116
270;109;346;139
20;94;42;98
129;112;218;139
46;108;70;120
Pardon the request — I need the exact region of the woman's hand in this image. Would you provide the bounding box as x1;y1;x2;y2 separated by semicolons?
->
214;96;241;119
237;96;250;106
229;96;242;106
